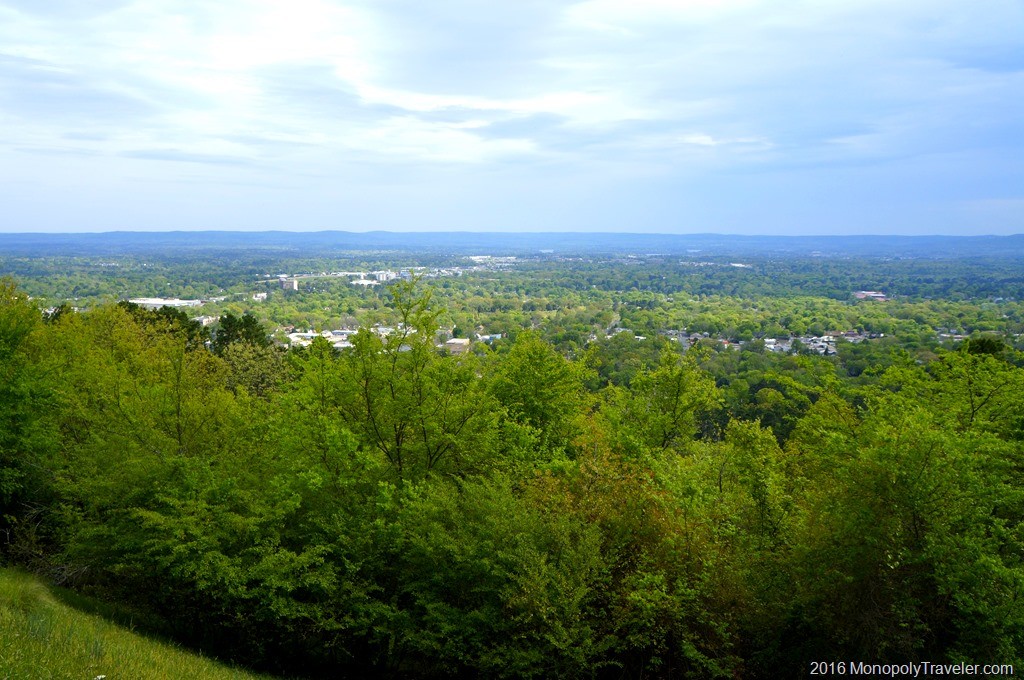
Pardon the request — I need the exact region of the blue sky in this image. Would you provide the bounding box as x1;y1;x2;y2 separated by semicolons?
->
1;0;1022;234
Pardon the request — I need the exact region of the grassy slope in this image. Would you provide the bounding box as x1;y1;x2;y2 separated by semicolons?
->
0;568;273;680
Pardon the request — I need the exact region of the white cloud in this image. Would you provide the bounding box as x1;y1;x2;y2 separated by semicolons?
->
348;116;537;163
564;0;765;32
0;0;1021;232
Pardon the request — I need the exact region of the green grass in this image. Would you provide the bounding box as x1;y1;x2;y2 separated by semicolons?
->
0;567;274;680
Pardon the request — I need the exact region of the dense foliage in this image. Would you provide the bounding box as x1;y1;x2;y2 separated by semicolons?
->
2;267;1023;677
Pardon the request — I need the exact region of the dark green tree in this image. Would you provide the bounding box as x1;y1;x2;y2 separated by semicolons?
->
0;279;44;550
212;311;269;354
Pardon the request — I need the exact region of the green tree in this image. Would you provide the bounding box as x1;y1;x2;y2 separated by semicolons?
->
601;349;721;457
337;282;499;479
488;331;588;454
212;311;269;354
116;300;208;348
783;377;1024;664
926;349;1024;436
221;341;289;398
0;279;44;549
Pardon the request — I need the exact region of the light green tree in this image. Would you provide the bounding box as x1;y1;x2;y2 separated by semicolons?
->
337;281;499;479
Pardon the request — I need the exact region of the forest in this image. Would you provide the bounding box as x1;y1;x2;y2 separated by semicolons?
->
1;241;1023;678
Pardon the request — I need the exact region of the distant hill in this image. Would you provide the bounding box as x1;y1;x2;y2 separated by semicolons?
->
2;231;1023;259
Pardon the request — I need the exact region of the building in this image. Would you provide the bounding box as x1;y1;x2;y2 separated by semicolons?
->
444;338;471;355
853;290;887;301
128;297;203;310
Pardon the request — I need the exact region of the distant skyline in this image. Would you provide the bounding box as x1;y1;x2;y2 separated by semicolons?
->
1;0;1022;235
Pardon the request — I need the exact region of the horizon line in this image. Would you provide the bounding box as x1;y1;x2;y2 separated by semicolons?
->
2;230;1023;239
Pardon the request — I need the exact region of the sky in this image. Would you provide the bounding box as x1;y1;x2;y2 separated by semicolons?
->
0;0;1022;235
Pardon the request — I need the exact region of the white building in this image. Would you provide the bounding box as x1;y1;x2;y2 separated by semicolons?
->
129;297;203;310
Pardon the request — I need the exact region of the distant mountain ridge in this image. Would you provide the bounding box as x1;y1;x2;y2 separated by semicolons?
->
2;231;1023;258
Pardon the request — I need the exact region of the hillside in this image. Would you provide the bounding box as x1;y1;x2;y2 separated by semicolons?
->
0;568;272;680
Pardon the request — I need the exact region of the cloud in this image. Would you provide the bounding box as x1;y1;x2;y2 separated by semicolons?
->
14;146;102;157
0;53;155;123
0;0;1021;233
564;0;764;33
121;149;255;165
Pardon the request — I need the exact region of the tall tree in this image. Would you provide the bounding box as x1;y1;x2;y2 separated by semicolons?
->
488;331;588;454
784;374;1024;664
0;279;44;547
600;349;721;457
337;281;499;479
212;311;269;354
